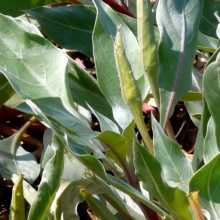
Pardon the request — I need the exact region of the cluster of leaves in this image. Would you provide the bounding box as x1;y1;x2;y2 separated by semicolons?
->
0;0;220;219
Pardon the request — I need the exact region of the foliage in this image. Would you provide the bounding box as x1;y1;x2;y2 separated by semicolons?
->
0;0;220;219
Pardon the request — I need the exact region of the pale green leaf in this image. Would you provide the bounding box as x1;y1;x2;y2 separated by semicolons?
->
152;116;193;192
0;133;40;183
134;143;192;220
92;0;149;129
203;117;218;164
157;0;203;127
203;51;220;147
190;154;220;219
28;134;64;220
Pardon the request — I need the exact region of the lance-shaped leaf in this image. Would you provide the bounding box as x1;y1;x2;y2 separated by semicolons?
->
157;0;203;128
52;178;137;220
92;0;149;129
28;134;64;220
73;153;168;218
152;116;193;192
137;0;159;106
134;143;192;220
190;154;220;219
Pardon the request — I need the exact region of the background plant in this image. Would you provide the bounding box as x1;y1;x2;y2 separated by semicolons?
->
0;0;220;219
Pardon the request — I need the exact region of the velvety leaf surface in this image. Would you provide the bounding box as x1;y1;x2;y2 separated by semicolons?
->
152;116;193;192
27;5;96;57
157;0;203;127
134;143;192;220
190;154;220;219
0;0;66;16
200;0;220;38
92;0;149;129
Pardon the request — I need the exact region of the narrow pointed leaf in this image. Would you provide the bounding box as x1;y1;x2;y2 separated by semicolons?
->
137;0;159;106
28;135;64;220
134;143;192;220
74;153;168;218
92;0;149;129
157;0;203;127
152;116;193;192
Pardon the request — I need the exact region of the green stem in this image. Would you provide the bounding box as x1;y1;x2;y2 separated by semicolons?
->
130;104;153;154
137;0;160;108
12;116;37;155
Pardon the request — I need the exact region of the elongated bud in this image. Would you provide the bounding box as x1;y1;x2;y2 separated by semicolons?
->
114;30;142;106
10;175;25;220
114;30;154;154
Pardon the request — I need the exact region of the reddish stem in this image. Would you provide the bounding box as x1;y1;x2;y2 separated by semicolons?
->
102;0;136;18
